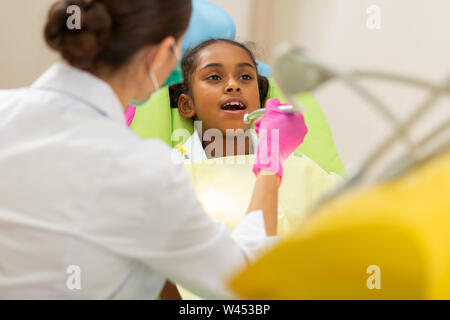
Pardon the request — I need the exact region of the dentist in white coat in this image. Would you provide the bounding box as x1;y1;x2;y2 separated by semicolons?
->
0;0;307;299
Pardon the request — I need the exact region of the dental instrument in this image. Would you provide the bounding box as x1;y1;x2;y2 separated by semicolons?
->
243;104;295;124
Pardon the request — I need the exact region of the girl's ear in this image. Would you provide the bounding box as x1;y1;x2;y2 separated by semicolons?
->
178;93;195;119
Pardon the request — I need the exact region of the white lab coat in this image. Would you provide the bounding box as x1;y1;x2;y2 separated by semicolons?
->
0;63;276;299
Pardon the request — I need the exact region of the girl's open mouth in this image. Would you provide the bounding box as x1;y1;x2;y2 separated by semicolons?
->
220;100;247;114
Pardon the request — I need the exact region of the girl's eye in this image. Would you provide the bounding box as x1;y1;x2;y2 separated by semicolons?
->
207;75;221;81
240;74;253;81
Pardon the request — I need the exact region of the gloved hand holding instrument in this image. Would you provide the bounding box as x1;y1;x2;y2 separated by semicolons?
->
245;98;308;236
252;98;308;184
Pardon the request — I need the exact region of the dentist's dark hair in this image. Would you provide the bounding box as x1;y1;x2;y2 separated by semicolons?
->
44;0;192;71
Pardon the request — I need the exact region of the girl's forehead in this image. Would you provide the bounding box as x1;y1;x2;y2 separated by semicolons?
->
195;43;256;70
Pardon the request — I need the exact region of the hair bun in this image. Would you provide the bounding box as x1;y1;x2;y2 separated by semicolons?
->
44;0;112;70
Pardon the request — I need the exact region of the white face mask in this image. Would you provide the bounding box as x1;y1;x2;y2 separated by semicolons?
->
172;43;182;63
150;70;160;94
134;43;181;105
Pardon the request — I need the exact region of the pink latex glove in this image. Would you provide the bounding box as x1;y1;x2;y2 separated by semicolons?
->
253;98;308;183
125;104;136;127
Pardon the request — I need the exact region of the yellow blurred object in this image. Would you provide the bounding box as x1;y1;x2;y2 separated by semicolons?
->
178;154;343;299
229;151;450;299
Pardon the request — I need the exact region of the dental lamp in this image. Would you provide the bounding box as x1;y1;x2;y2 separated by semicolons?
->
245;42;450;206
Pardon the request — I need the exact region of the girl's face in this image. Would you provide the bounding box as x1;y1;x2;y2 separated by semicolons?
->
179;42;262;134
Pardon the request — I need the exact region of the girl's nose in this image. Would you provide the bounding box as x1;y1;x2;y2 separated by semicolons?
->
225;83;241;93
